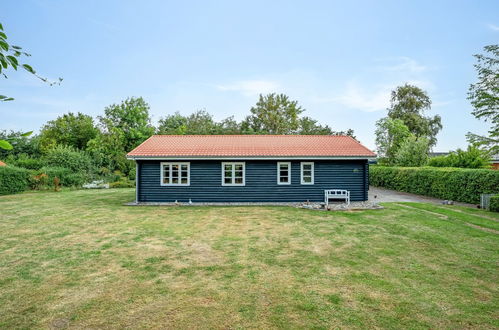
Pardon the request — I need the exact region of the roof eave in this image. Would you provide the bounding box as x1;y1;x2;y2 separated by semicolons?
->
126;155;377;160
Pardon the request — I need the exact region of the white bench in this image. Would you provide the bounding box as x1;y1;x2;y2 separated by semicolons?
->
324;189;350;206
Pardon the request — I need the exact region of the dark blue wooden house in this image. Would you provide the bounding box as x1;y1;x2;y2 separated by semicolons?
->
127;135;376;204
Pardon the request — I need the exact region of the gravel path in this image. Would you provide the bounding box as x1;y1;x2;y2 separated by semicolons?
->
368;186;477;208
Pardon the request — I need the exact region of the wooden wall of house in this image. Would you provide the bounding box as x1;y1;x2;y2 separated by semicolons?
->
136;159;369;203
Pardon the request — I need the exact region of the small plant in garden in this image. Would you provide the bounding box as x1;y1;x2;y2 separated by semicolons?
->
53;177;60;192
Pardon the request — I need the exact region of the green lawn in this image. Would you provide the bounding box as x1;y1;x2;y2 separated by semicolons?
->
0;189;498;329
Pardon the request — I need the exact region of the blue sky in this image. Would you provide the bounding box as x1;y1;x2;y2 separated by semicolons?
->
2;0;498;150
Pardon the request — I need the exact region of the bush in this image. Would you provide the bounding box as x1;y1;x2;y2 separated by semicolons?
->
39;166;88;187
490;195;499;212
28;172;49;190
44;145;95;173
0;166;30;195
370;166;499;204
109;176;135;188
427;145;491;169
6;154;47;170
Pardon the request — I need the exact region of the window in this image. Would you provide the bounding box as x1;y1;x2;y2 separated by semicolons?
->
161;162;190;186
222;162;245;186
300;162;314;184
277;162;291;185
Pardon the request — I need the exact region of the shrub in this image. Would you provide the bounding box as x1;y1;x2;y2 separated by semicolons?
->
44;145;95;173
109;176;135;188
427;145;491;169
490;195;499;212
7;154;47;170
39;166;88;187
370;166;499;204
28;172;49;190
0;166;30;195
13;157;46;170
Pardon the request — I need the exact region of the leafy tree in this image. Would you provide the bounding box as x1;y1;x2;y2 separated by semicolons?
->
44;145;95;174
39;112;98;151
332;129;357;139
0;130;40;158
184;110;218;134
0;22;62;102
87;97;154;176
467;44;499;153
157;110;228;135
157;112;188;134
98;97;154;152
375;118;411;164
87;131;132;175
0;22;61;150
393;135;430;167
216;116;242;134
298;117;333;135
243;93;304;134
428;145;491;169
387;84;442;147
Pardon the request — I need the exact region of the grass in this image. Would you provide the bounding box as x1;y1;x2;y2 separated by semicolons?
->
0;189;498;329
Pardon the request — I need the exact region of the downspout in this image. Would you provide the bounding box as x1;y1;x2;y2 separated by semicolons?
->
135;161;139;204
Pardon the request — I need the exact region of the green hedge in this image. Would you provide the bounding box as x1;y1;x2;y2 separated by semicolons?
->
38;167;88;187
370;166;499;204
0;166;30;195
490;195;499;212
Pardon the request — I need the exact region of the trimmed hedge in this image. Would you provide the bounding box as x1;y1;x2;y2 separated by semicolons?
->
370;166;499;204
0;166;30;195
490;195;499;212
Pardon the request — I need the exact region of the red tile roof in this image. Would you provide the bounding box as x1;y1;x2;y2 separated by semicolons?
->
0;160;6;166
127;135;375;158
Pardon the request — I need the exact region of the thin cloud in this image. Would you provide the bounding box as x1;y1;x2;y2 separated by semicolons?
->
316;79;435;113
216;80;281;96
375;57;427;73
329;82;392;112
488;24;499;31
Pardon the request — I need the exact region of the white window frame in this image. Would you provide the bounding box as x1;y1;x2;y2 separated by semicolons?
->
160;162;190;186
300;162;314;185
221;162;245;186
277;162;291;185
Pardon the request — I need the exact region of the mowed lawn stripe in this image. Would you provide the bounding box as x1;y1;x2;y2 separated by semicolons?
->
0;189;497;329
397;202;499;232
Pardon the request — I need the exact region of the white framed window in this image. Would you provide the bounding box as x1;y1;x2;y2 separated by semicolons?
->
300;162;314;185
160;162;190;186
222;162;245;186
277;162;291;185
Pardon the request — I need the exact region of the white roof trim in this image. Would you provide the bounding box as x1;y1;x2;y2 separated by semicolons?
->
127;155;376;160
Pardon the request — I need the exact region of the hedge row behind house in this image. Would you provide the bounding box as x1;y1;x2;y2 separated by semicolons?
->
0;166;30;195
370;166;499;204
490;195;499;212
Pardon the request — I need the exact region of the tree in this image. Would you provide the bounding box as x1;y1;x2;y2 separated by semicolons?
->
39;112;98;151
184;110;217;134
428;145;491;169
375;118;411;164
393;135;430;167
467;44;499;154
243;93;304;134
298;117;333;135
98;97;154;152
217;116;242;134
87;97;154;176
0;130;40;158
0;22;61;150
157;110;226;135
157;112;188;135
0;22;62;101
387;84;442;148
